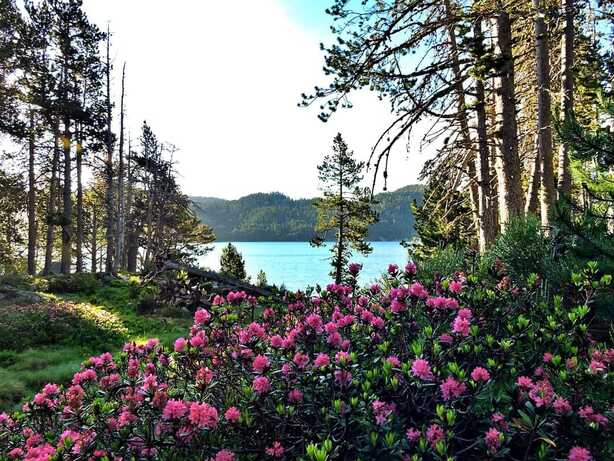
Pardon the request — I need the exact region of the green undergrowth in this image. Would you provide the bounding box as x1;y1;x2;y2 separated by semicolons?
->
0;276;192;411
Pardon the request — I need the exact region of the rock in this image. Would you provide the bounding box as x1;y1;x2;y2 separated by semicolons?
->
0;286;43;305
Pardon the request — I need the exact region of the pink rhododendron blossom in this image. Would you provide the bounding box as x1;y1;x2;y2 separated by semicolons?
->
553;397;572;414
528;379;554;407
388;264;399;275
348;263;362;276
439;333;454;344
543;352;553;362
293;352;309;369
252;355;270;374
440;377;467;401
314;353;330;367
194;309;211;324
452;316;471;336
288;388;304;403
448;280;462;293
485;427;502;453
406;428;421;442
409;282;428;299
372;400;396;426
174;337;187;352
189;402;218;429
471;367;491;382
568;447;592;461
252;376;271;394
214;449;235;461
224;407;240;422
426;424;444;446
334;369;352;387
411;359;434;380
163;399;188;420
404;262;417;275
386;355;401;367
265;441;284;458
516;376;534;389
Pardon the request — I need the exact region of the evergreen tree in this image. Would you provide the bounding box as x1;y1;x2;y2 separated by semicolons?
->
312;133;377;284
219;243;247;281
256;270;267;288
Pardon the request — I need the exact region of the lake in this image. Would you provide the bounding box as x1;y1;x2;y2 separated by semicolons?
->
198;241;408;290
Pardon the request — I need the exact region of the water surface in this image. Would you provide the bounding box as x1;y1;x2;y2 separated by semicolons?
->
198;241;407;290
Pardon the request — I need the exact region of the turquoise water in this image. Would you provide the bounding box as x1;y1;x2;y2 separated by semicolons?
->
198;241;408;290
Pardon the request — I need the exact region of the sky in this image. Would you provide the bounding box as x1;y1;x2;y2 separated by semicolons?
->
82;0;433;200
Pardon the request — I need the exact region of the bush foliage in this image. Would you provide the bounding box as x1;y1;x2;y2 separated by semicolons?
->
0;263;612;460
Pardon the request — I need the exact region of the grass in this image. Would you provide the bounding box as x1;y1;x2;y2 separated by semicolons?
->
0;276;192;412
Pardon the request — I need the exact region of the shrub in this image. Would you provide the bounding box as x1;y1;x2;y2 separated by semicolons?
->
0;301;127;350
44;273;101;294
0;263;612;460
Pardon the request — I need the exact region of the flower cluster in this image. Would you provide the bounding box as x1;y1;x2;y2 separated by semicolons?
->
0;263;612;460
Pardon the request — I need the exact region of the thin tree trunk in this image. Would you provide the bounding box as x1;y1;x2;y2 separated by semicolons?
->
91;210;97;273
60;116;72;274
473;19;496;250
491;6;524;228
43;122;61;274
526;144;541;215
115;63;126;271
557;0;574;197
104;28;115;273
76;124;84;272
27;110;37;275
534;0;556;228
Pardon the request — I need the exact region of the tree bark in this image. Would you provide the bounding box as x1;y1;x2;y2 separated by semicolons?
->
104;28;115;273
76;124;84;272
525;144;541;215
27;110;37;275
491;6;525;228
534;0;556;228
43;122;61;275
115;63;126;271
473;19;496;251
91;209;97;273
557;0;574;198
60;116;72;274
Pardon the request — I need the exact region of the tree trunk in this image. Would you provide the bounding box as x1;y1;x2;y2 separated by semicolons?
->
533;0;556;228
123;137;133;269
27;110;37;275
525;143;541;215
335;161;344;285
104;29;115;273
115;63;126;271
491;6;524;228
557;0;574;198
60;117;72;274
76;125;84;272
91;210;97;273
473;20;496;251
43;122;61;275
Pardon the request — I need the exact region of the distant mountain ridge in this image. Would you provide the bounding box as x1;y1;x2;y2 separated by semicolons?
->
190;185;424;242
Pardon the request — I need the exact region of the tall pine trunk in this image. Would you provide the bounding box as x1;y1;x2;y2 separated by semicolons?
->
43;122;60;274
473;19;496;251
76;124;84;272
27;110;37;275
534;0;555;227
60;117;72;274
115;63;126;271
491;6;524;227
104;29;115;273
91;210;97;273
557;0;574;197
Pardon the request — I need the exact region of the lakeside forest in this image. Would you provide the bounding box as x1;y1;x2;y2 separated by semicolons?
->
0;0;613;460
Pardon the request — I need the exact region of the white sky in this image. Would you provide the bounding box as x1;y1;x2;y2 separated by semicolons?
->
82;0;433;199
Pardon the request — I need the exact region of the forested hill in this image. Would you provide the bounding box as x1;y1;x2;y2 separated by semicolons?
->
190;185;424;242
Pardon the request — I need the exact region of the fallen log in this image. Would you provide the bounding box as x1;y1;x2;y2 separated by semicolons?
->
162;260;279;299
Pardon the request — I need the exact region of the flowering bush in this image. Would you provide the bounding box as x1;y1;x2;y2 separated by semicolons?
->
0;263;612;460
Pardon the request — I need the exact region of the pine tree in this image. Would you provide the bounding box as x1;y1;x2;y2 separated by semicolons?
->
312;133;377;284
219;243;247;281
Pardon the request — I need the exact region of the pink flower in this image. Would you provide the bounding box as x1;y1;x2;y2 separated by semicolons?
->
348;263;362;276
406;427;421;442
214;449;235;461
448;280;462;293
265;441;284;458
485;427;502;453
440;377;467;401
194;309;211;324
305;313;323;332
197;367;214;384
553;397;572;414
189;402;218;429
457;308;472;319
589;360;606;374
411;358;434;380
409;282;428;299
163;399;188;420
439;333;454;344
252;376;271;394
516;376;534;389
528;379;554;407
426;424;444;447
270;335;283;348
404;262;417;275
288;388;304;403
314;353;330;368
174;337;187;352
386;355;401;367
543;352;553;363
568;447;592;461
372;400;396;426
388;264;399;276
452;316;471;336
471;367;491;382
224;407;241;422
293;352;309;369
334;369;352;387
252;355;270;374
